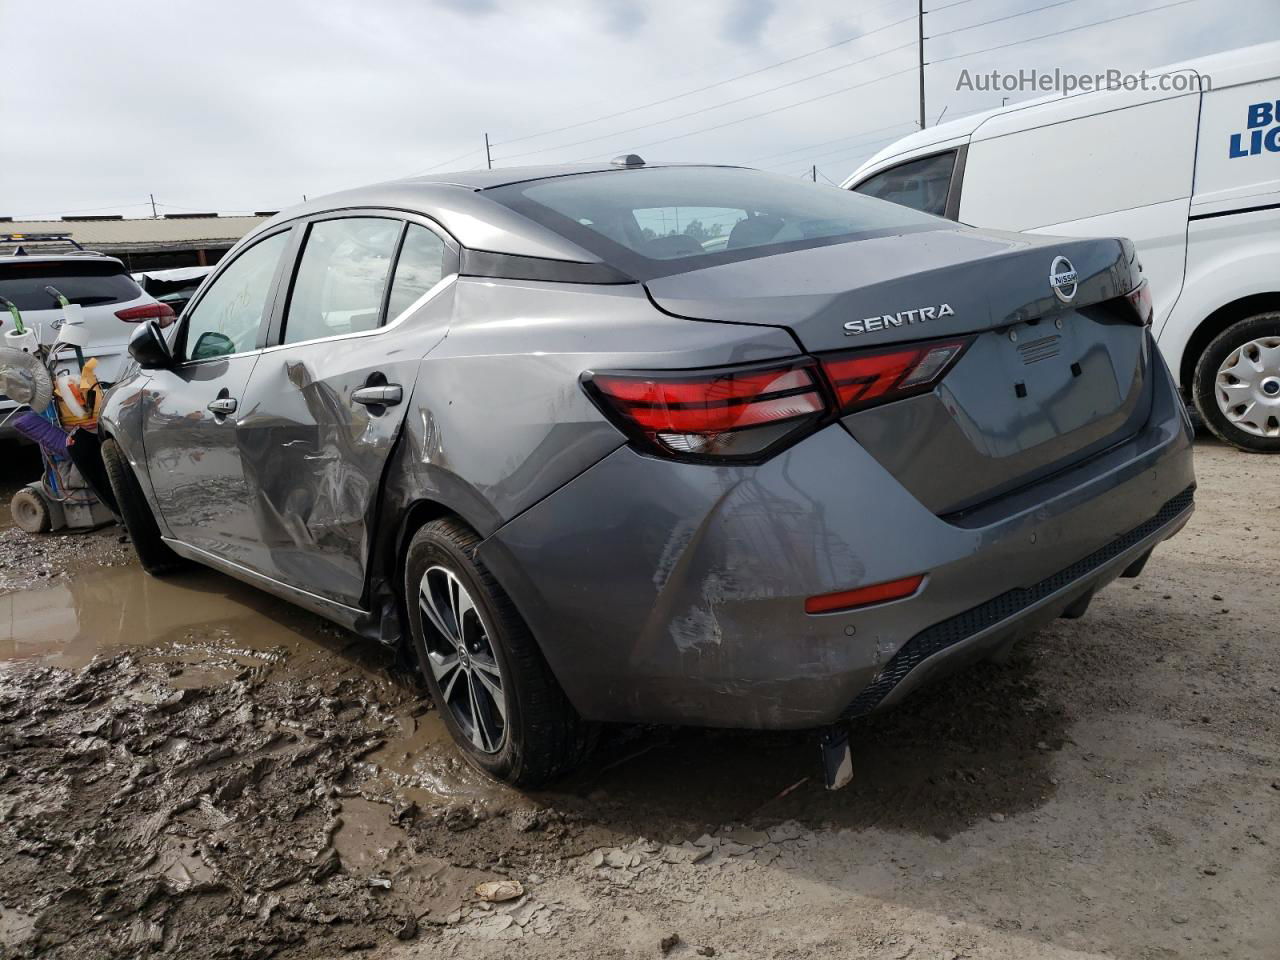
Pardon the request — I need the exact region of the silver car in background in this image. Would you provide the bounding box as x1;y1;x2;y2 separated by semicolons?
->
97;161;1195;785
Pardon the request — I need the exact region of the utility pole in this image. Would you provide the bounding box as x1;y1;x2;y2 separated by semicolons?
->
484;133;493;170
149;193;157;218
917;0;926;130
811;164;817;182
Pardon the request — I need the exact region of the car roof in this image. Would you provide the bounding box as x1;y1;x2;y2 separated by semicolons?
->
246;162;745;263
843;39;1280;186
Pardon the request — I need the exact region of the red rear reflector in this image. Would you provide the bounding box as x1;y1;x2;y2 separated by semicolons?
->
805;574;925;615
587;361;825;461
115;302;177;328
1125;280;1153;326
819;339;970;414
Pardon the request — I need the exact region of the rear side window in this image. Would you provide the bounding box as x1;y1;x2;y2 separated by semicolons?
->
386;224;447;319
854;151;956;217
283;218;400;344
0;260;141;310
488;166;943;280
182;231;288;361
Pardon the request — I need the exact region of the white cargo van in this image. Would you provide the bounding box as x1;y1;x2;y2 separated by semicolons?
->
844;41;1280;452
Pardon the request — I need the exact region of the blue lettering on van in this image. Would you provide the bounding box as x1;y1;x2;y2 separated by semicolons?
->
1230;101;1280;158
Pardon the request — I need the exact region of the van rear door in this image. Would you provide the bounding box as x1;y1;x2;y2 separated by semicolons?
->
957;79;1202;335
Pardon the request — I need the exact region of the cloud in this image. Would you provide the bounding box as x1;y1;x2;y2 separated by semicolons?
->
2;0;1276;216
599;0;647;37
434;0;498;17
721;0;774;46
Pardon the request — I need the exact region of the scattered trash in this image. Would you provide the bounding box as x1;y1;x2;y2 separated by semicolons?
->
475;879;525;902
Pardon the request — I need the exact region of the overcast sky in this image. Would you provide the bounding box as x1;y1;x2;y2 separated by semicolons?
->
1;0;1276;219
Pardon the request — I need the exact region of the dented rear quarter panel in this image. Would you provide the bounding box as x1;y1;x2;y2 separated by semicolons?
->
378;277;804;539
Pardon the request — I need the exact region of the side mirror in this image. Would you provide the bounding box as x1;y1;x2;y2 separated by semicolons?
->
127;319;173;370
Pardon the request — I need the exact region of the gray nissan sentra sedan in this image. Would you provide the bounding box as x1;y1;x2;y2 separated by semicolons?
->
98;159;1196;786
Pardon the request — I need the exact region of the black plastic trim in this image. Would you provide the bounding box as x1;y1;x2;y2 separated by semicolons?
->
459;249;634;285
843;485;1196;719
1188;201;1280;222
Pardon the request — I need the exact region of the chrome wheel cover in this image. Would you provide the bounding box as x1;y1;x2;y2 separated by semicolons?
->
1215;336;1280;438
418;565;507;754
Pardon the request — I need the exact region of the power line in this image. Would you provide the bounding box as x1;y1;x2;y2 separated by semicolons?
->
757;131;909;171
924;0;983;11
743;121;917;164
495;11;919;149
497;39;917;164
578;64;919;160
6;200;156;219
927;0;1203;65
927;0;1090;38
406;146;488;177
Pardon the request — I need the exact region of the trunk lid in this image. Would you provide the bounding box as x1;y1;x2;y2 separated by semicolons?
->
645;228;1152;515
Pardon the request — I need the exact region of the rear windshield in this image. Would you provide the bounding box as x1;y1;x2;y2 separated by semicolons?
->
0;260;141;310
488;166;944;279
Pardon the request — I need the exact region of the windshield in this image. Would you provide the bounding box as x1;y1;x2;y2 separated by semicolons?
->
488;166;945;279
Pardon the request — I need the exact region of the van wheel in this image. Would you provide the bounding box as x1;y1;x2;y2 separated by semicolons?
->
403;517;591;787
1193;313;1280;453
100;437;187;575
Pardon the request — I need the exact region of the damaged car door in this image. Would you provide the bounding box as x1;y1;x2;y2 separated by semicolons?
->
141;228;292;565
233;214;457;607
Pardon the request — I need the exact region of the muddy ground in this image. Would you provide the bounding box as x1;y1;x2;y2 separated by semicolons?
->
0;439;1276;959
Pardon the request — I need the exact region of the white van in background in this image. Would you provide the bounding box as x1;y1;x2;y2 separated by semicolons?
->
844;41;1280;452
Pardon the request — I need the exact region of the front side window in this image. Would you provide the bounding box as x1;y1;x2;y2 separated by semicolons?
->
854;151;956;218
488;166;943;279
386;224;447;320
283;218;401;345
182;231;288;362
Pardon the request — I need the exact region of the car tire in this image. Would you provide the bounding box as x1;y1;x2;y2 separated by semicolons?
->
403;517;590;787
1193;313;1280;453
100;437;187;575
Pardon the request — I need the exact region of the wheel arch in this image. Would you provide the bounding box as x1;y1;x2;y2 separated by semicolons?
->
1178;292;1280;394
366;475;507;652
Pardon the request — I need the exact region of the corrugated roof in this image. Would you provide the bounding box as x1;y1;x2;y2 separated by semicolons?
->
0;215;267;248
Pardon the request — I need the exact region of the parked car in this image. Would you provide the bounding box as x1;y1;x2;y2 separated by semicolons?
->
844;40;1280;452
1;249;174;438
133;266;215;319
97;161;1196;785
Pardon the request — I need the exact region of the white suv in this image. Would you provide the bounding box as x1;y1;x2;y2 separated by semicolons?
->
1;252;174;437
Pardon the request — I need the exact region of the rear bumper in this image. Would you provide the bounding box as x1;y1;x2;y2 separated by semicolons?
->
846;485;1192;716
480;352;1196;729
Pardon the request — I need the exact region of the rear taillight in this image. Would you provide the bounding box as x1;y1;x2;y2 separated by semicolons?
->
1125;280;1153;326
818;338;971;414
585;335;971;462
115;302;177;328
585;360;826;461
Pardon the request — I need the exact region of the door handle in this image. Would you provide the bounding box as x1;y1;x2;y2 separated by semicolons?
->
351;384;403;407
207;397;238;416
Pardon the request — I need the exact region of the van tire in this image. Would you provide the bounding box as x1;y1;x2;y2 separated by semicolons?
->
403;517;591;787
1192;313;1280;453
100;437;187;575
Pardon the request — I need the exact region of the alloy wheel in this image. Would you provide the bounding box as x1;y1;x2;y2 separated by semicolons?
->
1215;336;1280;438
418;565;507;753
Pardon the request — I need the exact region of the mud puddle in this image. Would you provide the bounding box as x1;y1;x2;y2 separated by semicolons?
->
0;561;545;957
